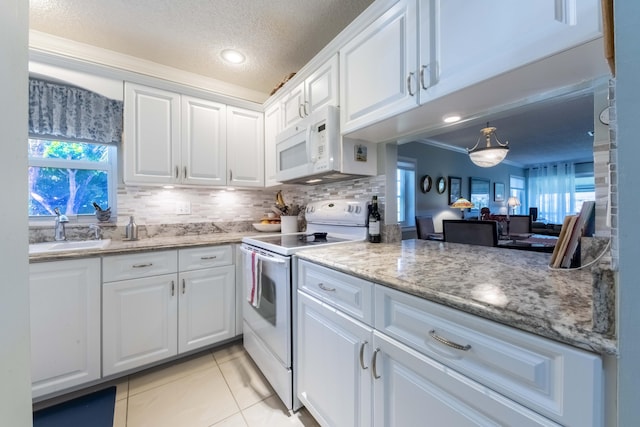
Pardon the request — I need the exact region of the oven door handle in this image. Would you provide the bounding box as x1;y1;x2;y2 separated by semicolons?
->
240;246;287;264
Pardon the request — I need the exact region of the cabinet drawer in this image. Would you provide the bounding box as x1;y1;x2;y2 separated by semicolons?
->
179;245;233;271
374;285;602;427
298;260;373;326
103;250;178;282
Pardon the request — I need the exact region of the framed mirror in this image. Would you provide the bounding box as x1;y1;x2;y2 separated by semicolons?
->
420;175;432;193
469;177;490;215
436;176;447;194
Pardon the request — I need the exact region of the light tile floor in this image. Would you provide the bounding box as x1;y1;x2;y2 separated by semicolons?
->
110;341;320;427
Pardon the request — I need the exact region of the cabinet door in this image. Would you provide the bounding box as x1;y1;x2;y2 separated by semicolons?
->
281;82;305;129
340;0;417;134
178;266;235;353
264;103;281;187
181;96;227;186
305;55;339;114
372;332;560;427
297;291;372;427
227;106;264;187
423;0;602;102
29;259;100;398
103;274;178;376
124;82;180;185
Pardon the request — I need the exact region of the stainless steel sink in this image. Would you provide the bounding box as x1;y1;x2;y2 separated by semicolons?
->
29;239;111;254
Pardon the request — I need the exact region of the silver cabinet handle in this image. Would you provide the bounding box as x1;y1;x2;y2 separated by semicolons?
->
132;263;153;268
229;169;233;182
407;72;415;96
302;101;309;117
171;280;175;296
183;166;187;179
200;255;217;260
298;103;305;119
428;329;471;351
318;283;336;292
182;278;186;294
372;348;381;379
420;64;430;90
175;166;179;179
359;341;369;370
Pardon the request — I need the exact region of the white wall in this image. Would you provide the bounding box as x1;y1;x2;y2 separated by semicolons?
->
0;0;32;426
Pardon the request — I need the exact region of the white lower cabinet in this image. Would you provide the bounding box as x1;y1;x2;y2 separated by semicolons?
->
296;260;602;427
103;246;235;376
297;291;373;427
29;258;101;398
372;331;559;427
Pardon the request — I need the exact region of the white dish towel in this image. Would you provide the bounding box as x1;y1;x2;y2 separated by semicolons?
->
245;250;262;308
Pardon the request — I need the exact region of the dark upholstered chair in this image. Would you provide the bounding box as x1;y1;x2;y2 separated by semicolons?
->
442;220;498;247
415;216;443;240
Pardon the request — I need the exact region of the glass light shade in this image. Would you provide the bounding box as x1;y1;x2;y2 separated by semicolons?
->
451;197;474;209
468;146;509;167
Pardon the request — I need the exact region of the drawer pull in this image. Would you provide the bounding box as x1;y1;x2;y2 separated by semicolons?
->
182;278;186;294
428;330;471;351
371;348;381;379
318;283;336;292
132;263;153;268
171;280;175;296
359;341;369;370
200;255;217;260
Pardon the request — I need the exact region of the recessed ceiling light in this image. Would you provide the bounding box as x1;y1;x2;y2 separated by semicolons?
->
443;114;461;123
221;49;245;64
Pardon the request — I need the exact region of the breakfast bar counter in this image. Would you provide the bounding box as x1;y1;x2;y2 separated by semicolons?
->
296;239;616;355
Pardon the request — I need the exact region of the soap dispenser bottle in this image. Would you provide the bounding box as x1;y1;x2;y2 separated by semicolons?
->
125;216;138;240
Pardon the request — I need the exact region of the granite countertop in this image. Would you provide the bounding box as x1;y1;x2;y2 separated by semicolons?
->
28;232;253;262
296;239;617;355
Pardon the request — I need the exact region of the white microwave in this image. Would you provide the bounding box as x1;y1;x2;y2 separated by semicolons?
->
275;105;376;184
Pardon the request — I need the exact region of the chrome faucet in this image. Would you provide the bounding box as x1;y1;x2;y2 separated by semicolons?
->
53;208;69;241
89;223;102;240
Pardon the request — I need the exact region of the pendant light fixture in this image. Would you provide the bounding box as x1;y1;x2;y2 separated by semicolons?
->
467;123;509;167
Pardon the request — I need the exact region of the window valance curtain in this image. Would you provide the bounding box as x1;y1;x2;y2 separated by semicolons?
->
28;78;123;145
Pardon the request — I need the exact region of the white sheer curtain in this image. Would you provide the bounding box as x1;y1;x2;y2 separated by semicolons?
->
527;162;576;224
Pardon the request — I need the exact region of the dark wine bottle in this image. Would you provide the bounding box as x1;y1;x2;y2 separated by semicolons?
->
368;195;381;243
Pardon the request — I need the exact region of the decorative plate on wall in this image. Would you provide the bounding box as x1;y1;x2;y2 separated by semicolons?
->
420;175;432;193
436;177;446;194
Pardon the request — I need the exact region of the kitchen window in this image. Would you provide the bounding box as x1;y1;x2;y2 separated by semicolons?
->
28;77;123;219
28;139;117;218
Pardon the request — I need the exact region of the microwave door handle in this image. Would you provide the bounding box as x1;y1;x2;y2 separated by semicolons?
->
305;125;313;163
240;247;287;264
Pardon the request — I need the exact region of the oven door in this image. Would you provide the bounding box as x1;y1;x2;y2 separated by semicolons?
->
240;245;291;367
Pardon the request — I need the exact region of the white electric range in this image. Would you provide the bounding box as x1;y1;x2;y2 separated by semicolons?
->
240;199;369;411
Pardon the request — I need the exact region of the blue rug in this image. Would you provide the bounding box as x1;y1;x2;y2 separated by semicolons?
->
33;386;116;427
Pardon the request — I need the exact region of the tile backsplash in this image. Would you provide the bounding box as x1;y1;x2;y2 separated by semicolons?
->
29;175;390;242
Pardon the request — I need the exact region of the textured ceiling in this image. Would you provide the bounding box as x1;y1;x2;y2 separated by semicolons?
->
29;0;374;95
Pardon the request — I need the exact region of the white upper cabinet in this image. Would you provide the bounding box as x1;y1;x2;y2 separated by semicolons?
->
422;0;603;102
281;55;339;129
340;0;603;136
124;82;181;185
340;0;418;134
180;96;227;186
264;103;282;187
227;106;264;187
124;82;264;188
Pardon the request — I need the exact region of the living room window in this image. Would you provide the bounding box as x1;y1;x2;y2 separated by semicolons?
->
527;162;594;224
397;158;416;227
